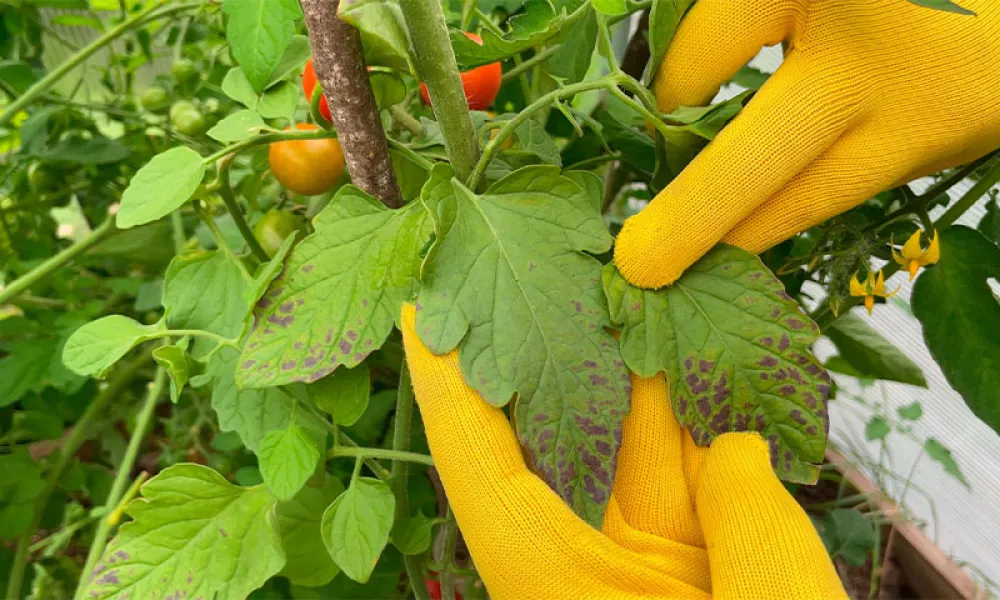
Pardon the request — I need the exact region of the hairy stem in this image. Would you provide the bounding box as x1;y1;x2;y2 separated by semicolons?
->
439;511;460;600
399;0;480;182
0;218;117;304
300;0;402;207
75;368;167;600
5;350;154;599
217;155;269;262
327;445;435;467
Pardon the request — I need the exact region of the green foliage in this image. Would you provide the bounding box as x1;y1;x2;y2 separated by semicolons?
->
391;513;436;555
815;509;876;566
604;246;830;482
258;423;322;501
117;147;206;229
648;0;695;81
339;0;415;75
321;477;395;583
81;464;285;600
825;312;926;387
276;478;344;587
62;316;166;378
309;363;372;427
906;0;975;15
913;226;1000;435
222;0;303;91
415;166;627;525
924;438;969;487
208;110;267;143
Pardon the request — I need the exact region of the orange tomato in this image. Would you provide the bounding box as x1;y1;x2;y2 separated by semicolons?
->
268;123;344;196
302;59;332;122
420;33;502;111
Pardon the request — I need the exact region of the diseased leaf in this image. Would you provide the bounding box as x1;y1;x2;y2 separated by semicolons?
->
415;165;628;526
913;226;1000;435
339;0;416;75
924;438;969;487
163;250;249;357
825;312;926;387
258;424;321;501
238;185;431;388
81;464;285;600
321;477;395;584
117;147;205;229
308;363;371;427
276;478;344;587
451;0;585;70
222;0;302;92
603;246;830;483
208;109;266;143
62;316;167;378
201;348;327;453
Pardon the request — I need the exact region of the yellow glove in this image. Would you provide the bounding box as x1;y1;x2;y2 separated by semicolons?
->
401;305;846;599
615;0;1000;288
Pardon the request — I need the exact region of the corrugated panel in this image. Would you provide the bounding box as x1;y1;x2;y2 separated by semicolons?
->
718;46;1000;591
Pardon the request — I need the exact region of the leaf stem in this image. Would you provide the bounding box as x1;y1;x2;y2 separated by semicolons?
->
399;0;480;182
0;2;205;127
195;201;253;282
157;329;239;349
74;368;167;600
501;45;561;84
327;445;435;467
202;128;335;165
217;155;269;262
388;138;435;171
390;104;424;137
0;218;117;305
5;349;154;599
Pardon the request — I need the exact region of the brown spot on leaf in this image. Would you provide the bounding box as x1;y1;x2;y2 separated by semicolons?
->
790;410;807;425
760;336;774;347
697;396;711;418
778;334;790;351
699;360;714;373
267;314;294;328
759;355;778;368
786;317;806;330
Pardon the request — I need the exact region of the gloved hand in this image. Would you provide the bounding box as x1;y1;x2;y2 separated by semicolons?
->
400;304;846;599
615;0;1000;288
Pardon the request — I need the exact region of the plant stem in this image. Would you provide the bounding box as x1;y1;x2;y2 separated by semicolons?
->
389;363;430;600
300;0;403;208
388;138;435;171
202;128;335;165
439;511;460;600
5;350;153;600
935;158;1000;228
327;445;434;467
75;368;167;600
399;0;480;182
501;45;561;84
0;2;203;127
217;156;269;262
390;104;424;136
0;218;116;304
195;202;252;282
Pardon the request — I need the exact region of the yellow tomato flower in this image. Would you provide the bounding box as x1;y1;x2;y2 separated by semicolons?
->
850;270;900;316
892;229;940;280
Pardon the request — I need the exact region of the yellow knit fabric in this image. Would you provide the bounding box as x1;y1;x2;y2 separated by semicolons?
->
615;0;1000;288
401;304;846;599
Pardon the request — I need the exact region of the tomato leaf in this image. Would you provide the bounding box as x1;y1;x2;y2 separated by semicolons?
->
81;464;285;600
390;512;435;556
897;402;923;421
648;0;695;83
238;185;431;388
0;340;56;406
222;0;302;92
258;423;321;501
913;226;1000;435
117;147;206;229
451;0;584;70
199;347;327;453
207;109;266;143
221;67;258;109
817;509;875;566
163;250;249;356
152;343;200;403
603;246;830;483
590;0;626;16
923;438;969;487
825;312;926;387
906;0;975;15
864;416;891;441
548;6;596;85
62;316;167;378
321;477;395;584
276;478;344;587
266;34;312;89
339;0;416;75
415;165;628;527
307;363;371;427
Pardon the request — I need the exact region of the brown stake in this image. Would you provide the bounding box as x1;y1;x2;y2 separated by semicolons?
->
300;0;403;208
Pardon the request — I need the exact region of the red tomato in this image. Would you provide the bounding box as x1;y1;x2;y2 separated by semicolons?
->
302;59;332;122
425;577;463;600
268;123;344;196
420;33;502;111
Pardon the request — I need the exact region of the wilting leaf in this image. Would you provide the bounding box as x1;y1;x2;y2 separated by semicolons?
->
416;165;628;526
81;464;285;600
603;246;830;483
238;185;431;388
913;226;1000;435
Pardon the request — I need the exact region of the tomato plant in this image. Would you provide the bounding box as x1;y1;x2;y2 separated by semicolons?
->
0;0;996;598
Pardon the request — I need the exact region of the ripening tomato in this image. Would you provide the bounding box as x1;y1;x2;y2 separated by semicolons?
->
253;210;306;257
425;578;463;600
302;59;332;122
268;123;345;196
420;33;501;111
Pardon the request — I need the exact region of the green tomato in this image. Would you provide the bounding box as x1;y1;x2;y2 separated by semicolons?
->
170;103;206;136
253;210;306;257
139;85;170;111
171;58;199;84
169;100;197;122
27;162;56;193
